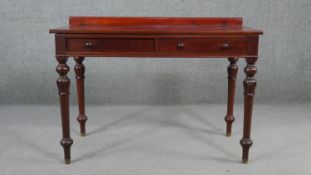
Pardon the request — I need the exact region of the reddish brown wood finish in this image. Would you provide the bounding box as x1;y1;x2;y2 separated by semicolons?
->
158;38;247;55
67;38;155;53
50;17;262;35
74;57;88;136
240;57;257;164
50;26;261;35
55;34;258;58
56;56;73;164
225;57;238;136
69;16;243;26
50;17;262;164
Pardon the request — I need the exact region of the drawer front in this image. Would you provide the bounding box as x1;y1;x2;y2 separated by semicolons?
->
158;38;247;55
66;38;155;53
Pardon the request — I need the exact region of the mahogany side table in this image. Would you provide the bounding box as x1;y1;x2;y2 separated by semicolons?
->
49;16;263;164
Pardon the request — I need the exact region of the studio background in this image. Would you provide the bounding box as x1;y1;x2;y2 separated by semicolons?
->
0;0;310;105
1;1;311;175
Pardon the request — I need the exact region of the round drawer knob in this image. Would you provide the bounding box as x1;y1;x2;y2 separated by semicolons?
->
177;43;185;49
222;43;230;49
84;42;93;48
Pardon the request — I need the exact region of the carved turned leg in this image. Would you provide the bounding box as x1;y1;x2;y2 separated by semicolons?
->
74;57;88;137
56;56;73;164
240;57;257;164
225;57;238;136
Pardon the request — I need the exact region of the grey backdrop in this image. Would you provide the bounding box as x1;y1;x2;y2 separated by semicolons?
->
0;0;310;105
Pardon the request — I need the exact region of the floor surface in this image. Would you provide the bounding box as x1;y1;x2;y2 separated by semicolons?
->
0;104;310;175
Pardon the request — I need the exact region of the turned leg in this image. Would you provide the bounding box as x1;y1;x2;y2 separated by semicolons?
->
74;57;88;137
225;57;238;136
56;56;73;164
240;57;257;164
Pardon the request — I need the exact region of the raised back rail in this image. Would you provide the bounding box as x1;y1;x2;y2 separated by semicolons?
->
69;16;243;27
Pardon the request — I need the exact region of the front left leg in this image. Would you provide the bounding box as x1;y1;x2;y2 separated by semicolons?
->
56;56;73;164
74;57;88;137
240;57;257;164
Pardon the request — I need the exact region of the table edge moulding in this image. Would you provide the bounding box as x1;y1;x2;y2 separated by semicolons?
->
49;16;263;164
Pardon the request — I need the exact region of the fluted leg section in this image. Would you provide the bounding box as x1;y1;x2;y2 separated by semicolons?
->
56;56;73;164
225;57;238;136
240;57;257;164
74;57;88;137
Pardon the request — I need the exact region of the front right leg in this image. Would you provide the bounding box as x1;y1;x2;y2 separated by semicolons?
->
56;56;73;164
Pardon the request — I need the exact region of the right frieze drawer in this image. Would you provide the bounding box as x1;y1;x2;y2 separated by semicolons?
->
158;38;248;56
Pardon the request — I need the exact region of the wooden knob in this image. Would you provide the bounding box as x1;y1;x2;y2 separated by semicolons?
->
84;42;93;48
222;43;229;49
177;43;185;49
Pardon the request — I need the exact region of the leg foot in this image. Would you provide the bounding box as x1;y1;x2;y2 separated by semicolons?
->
64;158;71;164
60;137;73;164
224;115;234;136
240;138;253;163
242;159;248;164
77;114;87;137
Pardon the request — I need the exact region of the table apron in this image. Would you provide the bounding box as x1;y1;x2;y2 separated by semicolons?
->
55;34;259;57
